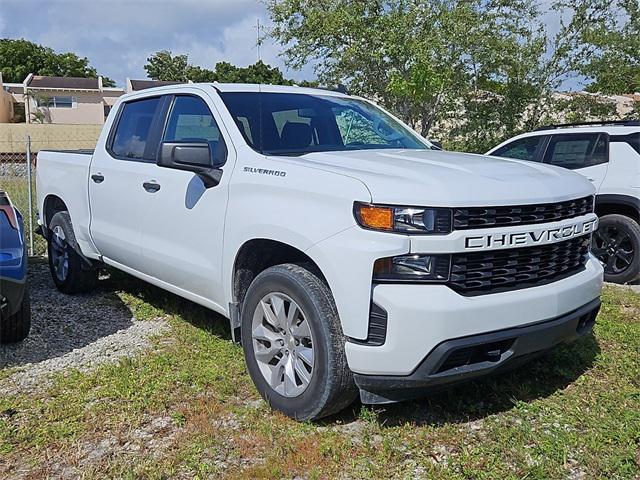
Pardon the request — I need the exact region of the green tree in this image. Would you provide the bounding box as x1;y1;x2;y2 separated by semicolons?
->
144;50;311;86
571;0;639;94
0;39;115;87
554;93;618;124
144;50;206;81
213;60;293;84
267;0;614;152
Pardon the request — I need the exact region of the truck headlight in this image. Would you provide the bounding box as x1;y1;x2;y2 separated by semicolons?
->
354;202;452;234
373;254;451;282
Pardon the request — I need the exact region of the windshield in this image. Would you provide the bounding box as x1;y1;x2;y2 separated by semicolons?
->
219;91;431;156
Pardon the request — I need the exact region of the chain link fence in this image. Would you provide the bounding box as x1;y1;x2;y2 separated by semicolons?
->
0;131;99;256
0;136;43;255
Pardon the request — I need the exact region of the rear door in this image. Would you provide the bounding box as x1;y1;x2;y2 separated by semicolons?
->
542;132;609;191
88;95;165;273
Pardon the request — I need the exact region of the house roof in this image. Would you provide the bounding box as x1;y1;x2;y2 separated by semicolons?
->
129;79;185;91
27;75;100;90
3;84;23;94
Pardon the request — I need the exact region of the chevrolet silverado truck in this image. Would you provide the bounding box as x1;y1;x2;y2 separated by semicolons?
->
36;84;603;420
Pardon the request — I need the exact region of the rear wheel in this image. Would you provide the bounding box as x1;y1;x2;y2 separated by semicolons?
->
592;214;640;284
1;287;31;344
241;264;357;421
47;212;98;294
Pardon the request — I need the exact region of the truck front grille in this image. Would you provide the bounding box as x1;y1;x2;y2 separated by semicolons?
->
448;235;591;295
453;196;594;230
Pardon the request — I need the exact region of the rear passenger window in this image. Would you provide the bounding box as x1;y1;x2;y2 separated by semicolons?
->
493;136;545;162
111;97;160;160
544;133;608;169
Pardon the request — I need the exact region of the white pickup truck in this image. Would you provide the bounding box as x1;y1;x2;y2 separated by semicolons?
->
36;83;603;420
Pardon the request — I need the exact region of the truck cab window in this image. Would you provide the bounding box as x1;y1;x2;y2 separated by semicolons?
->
111;97;160;160
544;133;608;169
220;92;429;156
164;96;222;143
493;136;544;162
334;107;390;146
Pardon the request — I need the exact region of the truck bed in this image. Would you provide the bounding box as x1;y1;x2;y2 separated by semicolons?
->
35;150;95;256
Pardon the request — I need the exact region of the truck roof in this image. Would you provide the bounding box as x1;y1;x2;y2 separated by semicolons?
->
504;125;640;141
122;82;350;100
211;83;348;97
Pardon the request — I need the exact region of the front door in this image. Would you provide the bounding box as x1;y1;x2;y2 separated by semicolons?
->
139;93;232;307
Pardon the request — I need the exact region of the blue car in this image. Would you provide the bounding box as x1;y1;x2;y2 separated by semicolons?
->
0;190;30;343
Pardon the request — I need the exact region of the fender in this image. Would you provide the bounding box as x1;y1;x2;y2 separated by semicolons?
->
595;194;640;219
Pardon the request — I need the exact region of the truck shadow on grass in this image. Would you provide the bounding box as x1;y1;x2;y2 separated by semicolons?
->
334;333;600;427
99;266;233;340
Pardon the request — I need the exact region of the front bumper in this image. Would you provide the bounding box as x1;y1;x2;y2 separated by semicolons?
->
346;254;603;377
354;297;600;404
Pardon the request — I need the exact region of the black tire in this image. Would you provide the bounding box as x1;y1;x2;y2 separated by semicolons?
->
241;263;357;421
1;287;31;344
47;211;98;294
592;214;640;284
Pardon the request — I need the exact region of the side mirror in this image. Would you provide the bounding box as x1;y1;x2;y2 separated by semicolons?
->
430;140;443;150
157;141;225;188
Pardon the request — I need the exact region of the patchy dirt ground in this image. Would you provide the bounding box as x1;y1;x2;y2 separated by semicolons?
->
0;261;169;395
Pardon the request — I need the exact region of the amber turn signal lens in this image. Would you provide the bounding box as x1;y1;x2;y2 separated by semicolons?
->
373;257;393;274
356;204;394;230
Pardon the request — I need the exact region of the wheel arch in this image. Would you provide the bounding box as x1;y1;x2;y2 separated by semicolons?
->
232;238;327;306
595;194;640;223
42;194;69;233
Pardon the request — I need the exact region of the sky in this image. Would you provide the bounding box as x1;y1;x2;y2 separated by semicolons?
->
0;0;315;87
0;0;602;90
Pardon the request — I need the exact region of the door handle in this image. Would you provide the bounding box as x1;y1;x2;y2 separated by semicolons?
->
143;181;161;193
91;173;104;183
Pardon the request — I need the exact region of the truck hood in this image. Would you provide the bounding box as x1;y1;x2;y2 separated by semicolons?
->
294;149;595;206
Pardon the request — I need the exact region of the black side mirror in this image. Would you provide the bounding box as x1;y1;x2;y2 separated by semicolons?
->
430;140;443;150
157;141;225;188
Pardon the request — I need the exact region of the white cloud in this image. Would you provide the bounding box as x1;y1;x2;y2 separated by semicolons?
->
171;15;279;68
0;0;314;85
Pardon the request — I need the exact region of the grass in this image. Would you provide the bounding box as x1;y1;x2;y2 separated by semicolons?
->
1;269;639;478
0;174;47;255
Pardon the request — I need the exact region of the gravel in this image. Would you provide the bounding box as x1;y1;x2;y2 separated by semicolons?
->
0;260;169;395
605;281;640;293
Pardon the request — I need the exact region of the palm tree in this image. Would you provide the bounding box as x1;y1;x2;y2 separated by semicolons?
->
23;89;51;124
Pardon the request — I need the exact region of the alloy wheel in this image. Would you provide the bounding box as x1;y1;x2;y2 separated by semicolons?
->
251;292;315;397
50;225;69;281
592;226;635;275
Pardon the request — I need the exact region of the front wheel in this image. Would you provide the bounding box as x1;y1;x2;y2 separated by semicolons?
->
241;264;357;421
592;214;640;284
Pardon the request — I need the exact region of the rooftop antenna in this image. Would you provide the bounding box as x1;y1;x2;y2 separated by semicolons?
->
255;19;264;63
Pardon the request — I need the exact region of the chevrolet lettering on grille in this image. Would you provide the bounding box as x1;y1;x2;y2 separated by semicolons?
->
464;217;598;250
